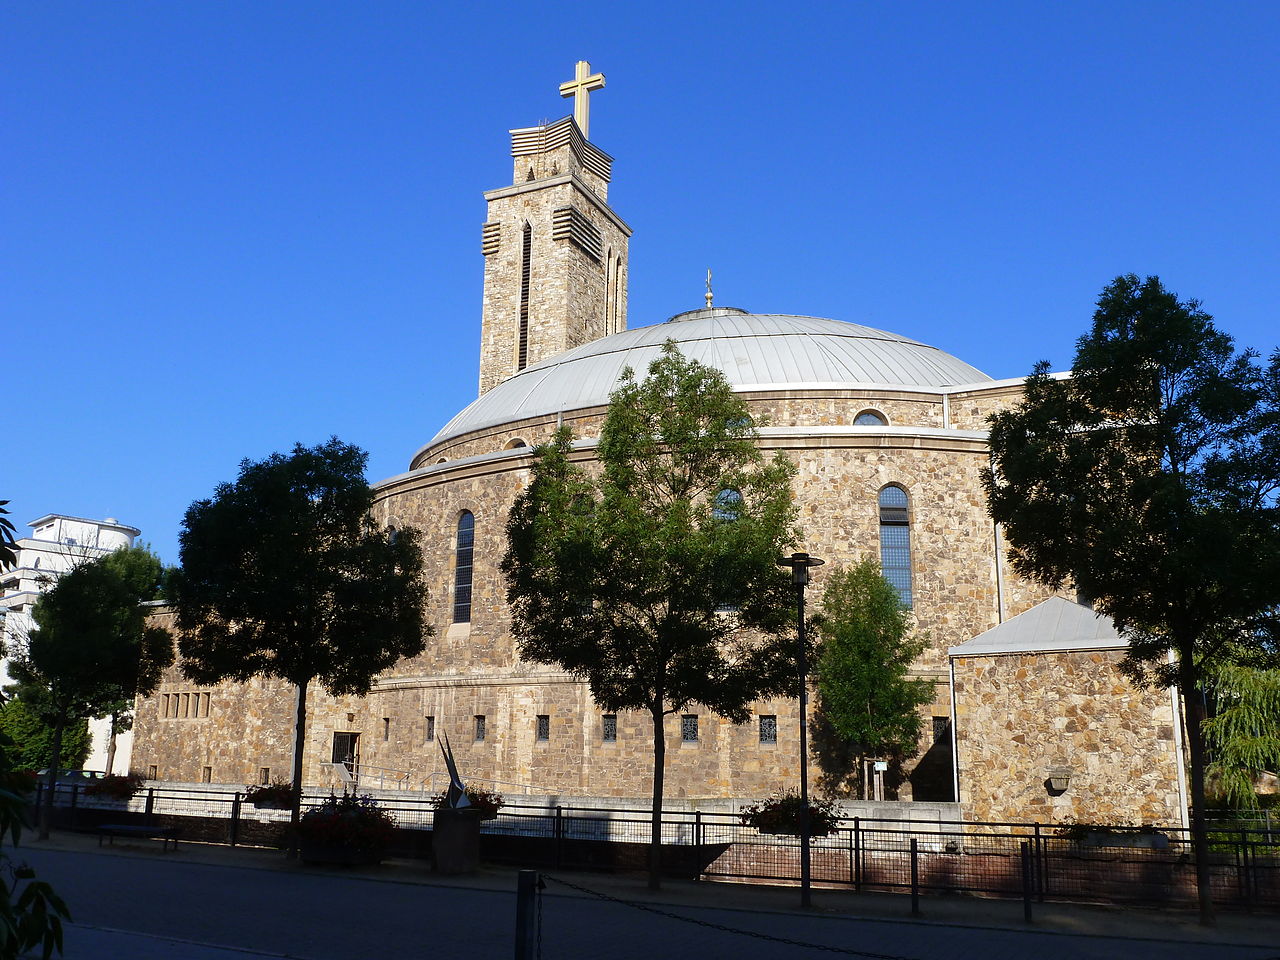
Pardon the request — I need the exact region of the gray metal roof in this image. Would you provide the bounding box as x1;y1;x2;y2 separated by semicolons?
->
429;308;991;447
948;597;1126;657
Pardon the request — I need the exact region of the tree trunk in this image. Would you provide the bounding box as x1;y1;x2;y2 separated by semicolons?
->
648;704;666;891
288;678;309;857
105;713;118;776
38;714;66;841
1181;674;1215;926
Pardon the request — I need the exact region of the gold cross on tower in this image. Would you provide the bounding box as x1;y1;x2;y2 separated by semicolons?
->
559;60;606;140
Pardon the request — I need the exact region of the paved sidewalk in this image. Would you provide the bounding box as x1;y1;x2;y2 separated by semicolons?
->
13;830;1280;959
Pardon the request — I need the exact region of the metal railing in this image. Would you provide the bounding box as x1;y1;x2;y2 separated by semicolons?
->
33;782;1279;909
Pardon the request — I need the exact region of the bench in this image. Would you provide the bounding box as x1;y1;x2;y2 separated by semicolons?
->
97;823;179;852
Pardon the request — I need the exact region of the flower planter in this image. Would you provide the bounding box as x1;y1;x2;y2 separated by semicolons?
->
298;842;385;866
1083;830;1170;850
251;799;293;811
757;825;834;838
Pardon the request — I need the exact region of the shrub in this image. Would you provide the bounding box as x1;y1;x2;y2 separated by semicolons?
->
297;794;396;851
739;791;841;837
430;785;504;821
85;772;144;800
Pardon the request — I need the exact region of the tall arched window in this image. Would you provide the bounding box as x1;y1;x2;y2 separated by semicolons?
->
712;488;743;522
713;489;744;612
453;511;475;624
878;485;913;608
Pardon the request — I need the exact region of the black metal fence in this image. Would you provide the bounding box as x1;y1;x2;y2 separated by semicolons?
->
34;783;1278;909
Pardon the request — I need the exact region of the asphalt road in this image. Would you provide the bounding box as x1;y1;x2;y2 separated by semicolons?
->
14;844;1280;960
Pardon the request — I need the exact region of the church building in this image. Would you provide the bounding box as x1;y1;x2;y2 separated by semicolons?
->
134;64;1188;827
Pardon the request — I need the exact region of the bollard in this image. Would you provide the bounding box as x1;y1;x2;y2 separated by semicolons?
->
514;870;538;960
230;792;241;847
554;806;564;870
910;837;921;916
144;788;155;825
1021;840;1033;923
853;817;862;892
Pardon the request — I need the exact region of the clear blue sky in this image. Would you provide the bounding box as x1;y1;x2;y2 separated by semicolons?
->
4;2;1278;565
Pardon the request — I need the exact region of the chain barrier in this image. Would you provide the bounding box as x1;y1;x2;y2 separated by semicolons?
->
539;872;921;959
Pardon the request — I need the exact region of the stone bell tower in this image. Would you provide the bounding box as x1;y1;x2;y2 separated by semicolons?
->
477;61;632;396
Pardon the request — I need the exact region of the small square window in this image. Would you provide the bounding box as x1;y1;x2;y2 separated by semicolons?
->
474;715;486;742
201;766;212;783
536;714;550;741
147;765;157;780
759;715;778;744
425;715;435;741
202;692;211;717
602;714;617;743
382;717;391;741
681;714;699;743
259;767;271;785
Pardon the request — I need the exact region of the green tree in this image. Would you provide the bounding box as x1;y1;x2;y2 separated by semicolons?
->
503;342;800;889
0;702;90;773
983;274;1280;924
10;546;172;839
169;438;430;838
813;558;933;798
0;502;17;571
0;732;70;959
1204;663;1280;809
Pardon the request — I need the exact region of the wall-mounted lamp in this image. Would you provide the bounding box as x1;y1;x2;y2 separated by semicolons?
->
1045;766;1072;795
346;712;356;724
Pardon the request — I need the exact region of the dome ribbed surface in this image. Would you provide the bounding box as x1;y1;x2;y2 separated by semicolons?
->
429;311;991;447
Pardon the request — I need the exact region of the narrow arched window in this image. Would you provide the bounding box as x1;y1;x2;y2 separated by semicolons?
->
453;511;475;623
878;485;913;608
517;223;532;370
855;410;888;426
605;246;615;333
713;489;744;612
712;488;743;522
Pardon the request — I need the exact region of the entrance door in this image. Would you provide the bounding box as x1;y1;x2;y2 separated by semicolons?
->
332;732;360;777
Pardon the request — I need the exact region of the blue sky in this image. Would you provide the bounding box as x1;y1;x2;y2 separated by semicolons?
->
4;2;1278;564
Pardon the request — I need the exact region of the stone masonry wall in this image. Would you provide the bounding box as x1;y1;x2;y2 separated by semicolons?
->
479;177;628;395
952;648;1184;825
132;613;295;786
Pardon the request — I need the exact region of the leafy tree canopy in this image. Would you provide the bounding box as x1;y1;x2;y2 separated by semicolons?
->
1204;663;1280;809
813;558;933;797
12;546;171;728
985;275;1280;683
171;438;430;696
503;341;800;886
0;501;17;570
504;342;800;720
0;702;89;773
983;274;1280;923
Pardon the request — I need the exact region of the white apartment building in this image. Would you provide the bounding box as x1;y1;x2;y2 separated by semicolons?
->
0;514;142;773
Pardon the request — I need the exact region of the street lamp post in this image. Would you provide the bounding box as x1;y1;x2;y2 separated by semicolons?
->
777;550;823;908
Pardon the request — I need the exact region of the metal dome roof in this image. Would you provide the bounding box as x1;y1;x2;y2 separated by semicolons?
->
428;308;992;447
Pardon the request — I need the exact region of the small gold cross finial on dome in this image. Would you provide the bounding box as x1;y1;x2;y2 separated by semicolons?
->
559;60;606;139
706;268;714;309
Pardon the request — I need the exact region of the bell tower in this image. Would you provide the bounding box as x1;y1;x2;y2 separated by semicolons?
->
477;61;631;396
